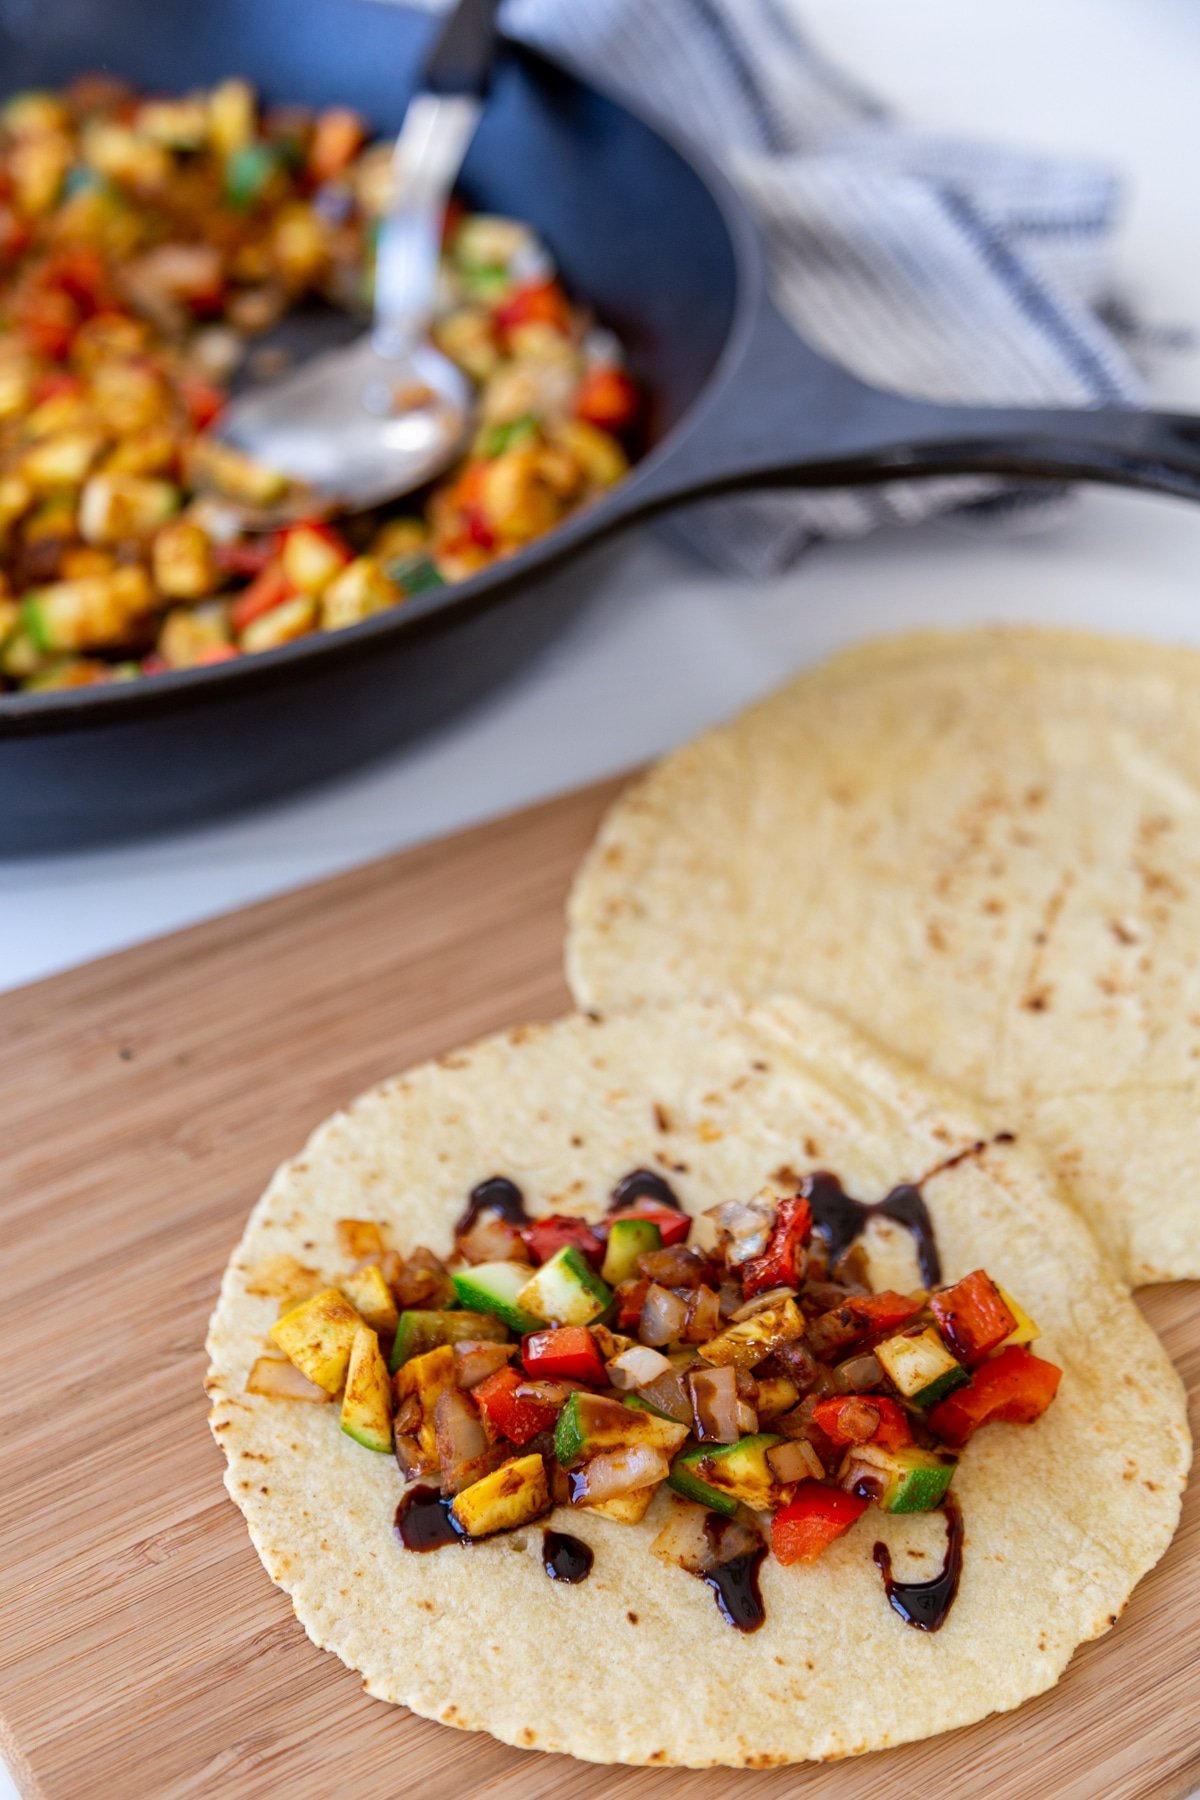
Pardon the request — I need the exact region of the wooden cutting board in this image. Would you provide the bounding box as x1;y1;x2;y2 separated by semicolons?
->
0;777;1196;1800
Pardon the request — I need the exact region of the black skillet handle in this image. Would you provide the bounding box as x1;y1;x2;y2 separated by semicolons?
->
616;289;1200;521
422;0;502;97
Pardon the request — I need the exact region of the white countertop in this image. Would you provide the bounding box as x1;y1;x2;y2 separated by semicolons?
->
3;0;1198;1791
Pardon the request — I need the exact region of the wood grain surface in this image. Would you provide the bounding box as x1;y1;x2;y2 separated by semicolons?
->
0;776;1195;1800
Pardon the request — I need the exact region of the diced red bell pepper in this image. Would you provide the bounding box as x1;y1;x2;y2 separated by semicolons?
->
742;1194;812;1298
16;289;78;361
812;1394;912;1453
771;1481;869;1565
606;1203;691;1249
574;365;638;432
472;1366;561;1447
521;1326;607;1386
832;1291;923;1336
44;248;108;312
307;107;368;185
213;537;279;579
927;1346;1062;1448
496;279;572;337
179;374;226;431
32;371;85;406
520;1215;604;1269
615;1277;650;1331
929;1269;1017;1366
230;563;295;633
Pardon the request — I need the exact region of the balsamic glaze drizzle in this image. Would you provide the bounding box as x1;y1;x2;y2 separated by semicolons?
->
873;1493;963;1631
701;1516;768;1632
394;1484;466;1551
542;1530;594;1583
454;1175;531;1237
804;1171;942;1287
608;1168;684;1213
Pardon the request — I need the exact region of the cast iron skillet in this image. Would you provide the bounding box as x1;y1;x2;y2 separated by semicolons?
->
3;0;1200;852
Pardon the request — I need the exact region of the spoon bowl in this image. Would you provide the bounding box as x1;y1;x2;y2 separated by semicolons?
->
217;336;473;511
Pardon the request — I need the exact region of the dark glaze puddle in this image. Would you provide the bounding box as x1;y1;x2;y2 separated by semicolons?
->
542;1529;593;1583
873;1493;963;1631
608;1169;684;1212
454;1175;531;1236
804;1170;941;1287
395;1484;466;1551
701;1515;767;1632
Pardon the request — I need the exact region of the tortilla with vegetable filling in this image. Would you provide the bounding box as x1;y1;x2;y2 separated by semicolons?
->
205;997;1188;1768
567;627;1200;1285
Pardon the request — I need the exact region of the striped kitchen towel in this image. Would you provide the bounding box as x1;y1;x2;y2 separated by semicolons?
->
503;0;1146;575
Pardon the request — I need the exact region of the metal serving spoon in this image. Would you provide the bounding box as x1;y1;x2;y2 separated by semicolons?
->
215;0;500;511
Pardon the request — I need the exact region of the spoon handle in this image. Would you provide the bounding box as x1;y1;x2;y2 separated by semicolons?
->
372;0;501;359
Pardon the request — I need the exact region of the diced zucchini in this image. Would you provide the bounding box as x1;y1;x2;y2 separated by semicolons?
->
390;1307;508;1373
876;1326;969;1407
669;1433;786;1513
839;1442;957;1514
554;1391;688;1466
451;1262;543;1334
997;1288;1039;1349
340;1325;393;1452
697;1297;804;1370
666;1450;738;1517
517;1246;612;1327
601;1217;662;1286
449;1452;550;1538
339;1264;399;1336
268;1287;362;1393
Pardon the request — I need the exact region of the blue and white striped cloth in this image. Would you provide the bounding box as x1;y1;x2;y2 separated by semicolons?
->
504;0;1147;574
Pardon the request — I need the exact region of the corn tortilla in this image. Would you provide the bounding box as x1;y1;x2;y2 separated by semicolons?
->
567;627;1200;1285
206;998;1188;1767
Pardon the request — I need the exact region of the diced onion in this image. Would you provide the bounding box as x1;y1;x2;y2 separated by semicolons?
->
639;1283;688;1347
688;1366;741;1443
453;1340;514;1388
433;1388;488;1487
736;1399;759;1435
455;1209;522;1265
637;1367;694;1425
650;1498;713;1570
245;1355;330;1402
681;1285;721;1342
651;1498;762;1574
703;1198;774;1267
829;1352;884;1393
766;1438;824;1483
607;1345;672;1390
729;1285;795;1322
513;1378;578;1406
637;1246;710;1288
570;1443;669;1503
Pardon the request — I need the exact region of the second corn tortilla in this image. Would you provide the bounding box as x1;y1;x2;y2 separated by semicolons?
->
206;997;1189;1767
567;627;1200;1285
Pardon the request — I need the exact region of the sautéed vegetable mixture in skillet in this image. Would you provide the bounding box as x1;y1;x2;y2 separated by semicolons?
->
0;76;638;691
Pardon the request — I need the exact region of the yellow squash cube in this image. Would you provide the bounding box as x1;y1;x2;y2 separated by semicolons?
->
269;1287;363;1393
